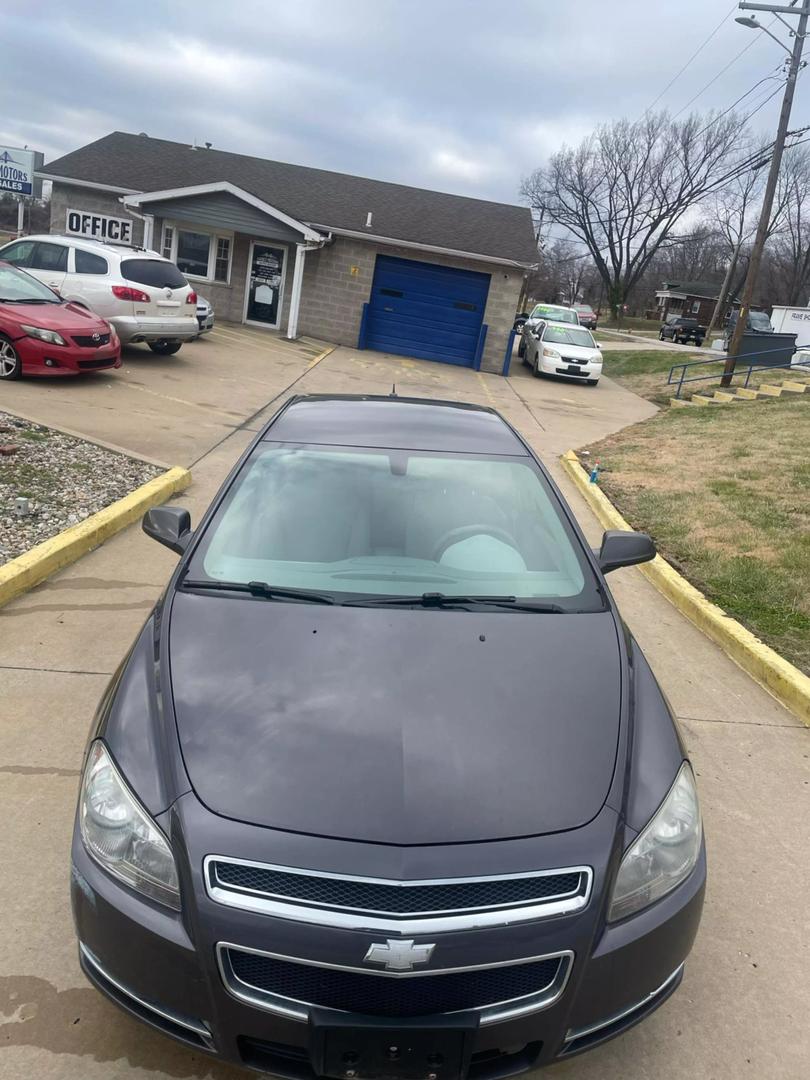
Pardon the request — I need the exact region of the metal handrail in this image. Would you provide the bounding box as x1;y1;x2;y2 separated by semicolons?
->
668;340;810;398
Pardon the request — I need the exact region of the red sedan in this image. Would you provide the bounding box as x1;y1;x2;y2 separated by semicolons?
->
0;261;121;379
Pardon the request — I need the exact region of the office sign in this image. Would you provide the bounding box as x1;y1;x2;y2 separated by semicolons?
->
66;209;133;244
0;146;36;195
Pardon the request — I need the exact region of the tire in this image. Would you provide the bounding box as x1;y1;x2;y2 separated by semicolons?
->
148;340;183;356
518;338;525;359
659;330;665;341
0;335;21;379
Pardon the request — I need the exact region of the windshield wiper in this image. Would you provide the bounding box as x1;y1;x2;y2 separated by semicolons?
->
0;297;59;304
182;579;336;604
344;592;565;612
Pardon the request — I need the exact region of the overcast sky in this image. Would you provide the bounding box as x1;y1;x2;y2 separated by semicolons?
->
2;0;807;206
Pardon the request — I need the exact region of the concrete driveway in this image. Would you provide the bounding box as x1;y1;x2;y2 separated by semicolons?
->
1;330;807;1079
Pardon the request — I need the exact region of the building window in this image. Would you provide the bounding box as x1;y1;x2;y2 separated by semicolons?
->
691;300;700;313
214;237;231;283
176;229;211;278
160;223;232;283
161;225;174;262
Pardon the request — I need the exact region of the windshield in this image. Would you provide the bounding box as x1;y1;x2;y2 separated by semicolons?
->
0;264;60;303
575;305;594;315
530;304;577;325
189;445;602;610
749;311;772;330
543;325;596;349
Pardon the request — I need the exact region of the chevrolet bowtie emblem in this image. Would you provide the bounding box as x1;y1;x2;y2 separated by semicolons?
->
364;939;435;971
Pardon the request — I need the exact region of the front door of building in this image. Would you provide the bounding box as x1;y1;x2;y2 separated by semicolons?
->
244;242;287;328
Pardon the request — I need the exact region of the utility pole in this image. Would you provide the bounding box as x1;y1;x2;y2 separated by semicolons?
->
723;0;810;384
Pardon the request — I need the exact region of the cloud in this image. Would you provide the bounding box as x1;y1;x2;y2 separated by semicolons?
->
1;0;807;205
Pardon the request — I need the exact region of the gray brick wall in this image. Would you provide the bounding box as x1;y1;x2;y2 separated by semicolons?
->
297;236;523;373
50;183;145;245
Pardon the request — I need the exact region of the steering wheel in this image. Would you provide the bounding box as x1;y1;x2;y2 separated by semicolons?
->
432;524;519;562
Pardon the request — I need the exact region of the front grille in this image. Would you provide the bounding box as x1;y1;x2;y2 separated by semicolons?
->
209;860;585;917
224;948;564;1019
77;357;117;370
73;333;111;347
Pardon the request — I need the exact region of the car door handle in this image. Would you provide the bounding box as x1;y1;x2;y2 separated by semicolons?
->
47;281;61;288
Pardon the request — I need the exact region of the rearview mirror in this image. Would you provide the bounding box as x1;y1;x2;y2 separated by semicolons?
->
597;530;656;574
142;505;192;555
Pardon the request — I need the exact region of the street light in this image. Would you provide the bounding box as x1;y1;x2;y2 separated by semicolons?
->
735;14;794;52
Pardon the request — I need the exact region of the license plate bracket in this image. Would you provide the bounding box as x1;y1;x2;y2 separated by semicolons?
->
565;364;584;374
310;1010;479;1080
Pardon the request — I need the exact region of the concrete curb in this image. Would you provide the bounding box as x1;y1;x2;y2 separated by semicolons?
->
561;450;810;727
0;466;192;610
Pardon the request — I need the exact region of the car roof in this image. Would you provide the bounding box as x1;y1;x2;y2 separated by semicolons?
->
3;234;162;259
262;395;530;455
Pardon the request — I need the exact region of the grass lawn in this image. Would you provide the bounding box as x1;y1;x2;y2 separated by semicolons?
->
601;349;707;404
598;316;660;332
584;397;810;675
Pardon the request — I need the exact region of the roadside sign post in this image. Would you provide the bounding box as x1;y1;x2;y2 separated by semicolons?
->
0;144;44;239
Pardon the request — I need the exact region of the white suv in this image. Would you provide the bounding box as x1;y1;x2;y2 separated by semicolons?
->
0;235;199;355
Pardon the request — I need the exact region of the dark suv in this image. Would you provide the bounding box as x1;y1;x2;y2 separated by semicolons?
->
659;315;705;346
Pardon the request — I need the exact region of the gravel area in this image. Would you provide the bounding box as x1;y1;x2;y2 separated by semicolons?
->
0;410;162;565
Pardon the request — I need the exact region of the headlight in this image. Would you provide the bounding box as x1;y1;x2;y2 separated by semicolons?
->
21;324;67;346
608;762;701;921
543;346;561;359
79;742;181;910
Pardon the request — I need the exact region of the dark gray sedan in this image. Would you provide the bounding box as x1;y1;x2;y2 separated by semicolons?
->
72;395;705;1078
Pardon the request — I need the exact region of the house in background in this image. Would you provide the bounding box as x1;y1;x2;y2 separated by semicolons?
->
654;281;739;323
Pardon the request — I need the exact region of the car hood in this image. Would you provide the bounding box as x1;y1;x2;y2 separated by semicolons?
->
0;300;109;332
548;342;601;362
168;592;623;844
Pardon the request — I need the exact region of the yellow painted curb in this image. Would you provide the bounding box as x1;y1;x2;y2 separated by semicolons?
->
0;466;192;610
561;450;810;727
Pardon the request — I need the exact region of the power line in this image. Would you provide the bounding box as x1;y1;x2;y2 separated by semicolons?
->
642;3;738;116
672;17;780;119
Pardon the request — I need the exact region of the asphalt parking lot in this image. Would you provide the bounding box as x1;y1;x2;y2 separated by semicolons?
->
1;325;808;1079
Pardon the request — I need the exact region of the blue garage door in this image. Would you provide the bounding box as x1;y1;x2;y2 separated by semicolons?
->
364;255;490;367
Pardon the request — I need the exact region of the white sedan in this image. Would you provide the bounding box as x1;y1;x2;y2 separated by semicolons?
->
522;321;603;385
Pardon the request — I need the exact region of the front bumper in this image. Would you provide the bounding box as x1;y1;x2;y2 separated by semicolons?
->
71;797;705;1078
196;312;215;335
111;314;199;344
14;333;122;376
537;353;602;381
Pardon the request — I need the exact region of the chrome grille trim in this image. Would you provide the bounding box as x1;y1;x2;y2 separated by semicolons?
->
204;856;592;933
216;942;574;1026
80;943;214;1044
563;964;684;1043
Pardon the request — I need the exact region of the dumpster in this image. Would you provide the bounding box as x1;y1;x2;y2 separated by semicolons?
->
737;330;797;369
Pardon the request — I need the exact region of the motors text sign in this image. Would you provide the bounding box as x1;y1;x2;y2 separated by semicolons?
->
0;146;36;195
66;209;133;244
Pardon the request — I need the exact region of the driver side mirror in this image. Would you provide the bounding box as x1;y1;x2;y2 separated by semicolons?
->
597;530;656;574
143;505;192;555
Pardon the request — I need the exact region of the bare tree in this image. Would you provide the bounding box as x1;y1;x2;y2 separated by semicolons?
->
705;154;764;334
521;111;750;319
764;146;810;306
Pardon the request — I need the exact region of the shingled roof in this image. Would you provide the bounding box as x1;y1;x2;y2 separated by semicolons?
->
41;132;537;266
